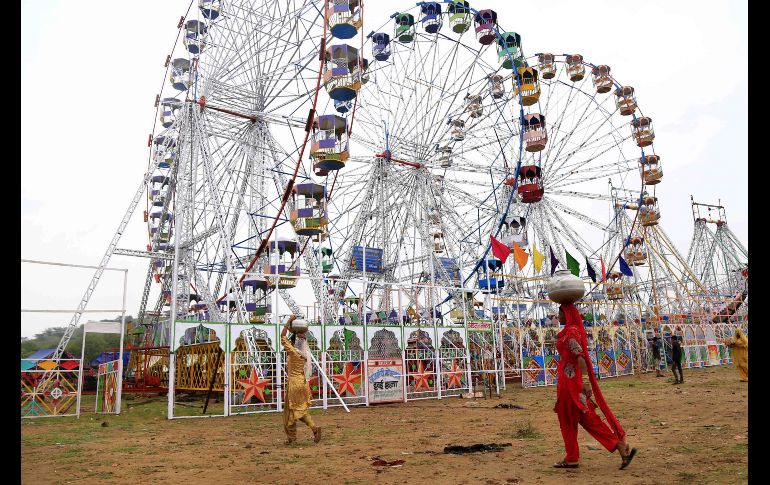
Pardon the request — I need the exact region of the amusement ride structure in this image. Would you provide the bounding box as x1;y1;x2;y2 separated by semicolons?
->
32;0;747;418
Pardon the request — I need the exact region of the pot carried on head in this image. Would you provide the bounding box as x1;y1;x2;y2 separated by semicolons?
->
548;269;585;304
289;318;309;334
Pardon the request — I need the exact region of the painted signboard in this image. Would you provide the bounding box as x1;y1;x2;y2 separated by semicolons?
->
367;359;404;403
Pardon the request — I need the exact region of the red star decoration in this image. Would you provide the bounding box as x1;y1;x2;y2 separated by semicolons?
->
238;369;271;403
333;362;361;396
411;360;434;391
445;360;464;389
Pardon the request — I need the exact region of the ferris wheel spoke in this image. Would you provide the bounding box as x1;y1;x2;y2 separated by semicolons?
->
545;196;612;232
544;116;629;185
541;95;609;180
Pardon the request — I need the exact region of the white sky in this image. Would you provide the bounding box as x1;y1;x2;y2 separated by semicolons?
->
21;0;747;338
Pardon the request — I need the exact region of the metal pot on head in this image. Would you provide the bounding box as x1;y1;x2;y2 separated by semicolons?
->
548;269;586;304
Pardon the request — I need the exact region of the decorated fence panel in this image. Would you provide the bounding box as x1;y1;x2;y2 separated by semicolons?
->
521;327;545;388
21;359;81;418
325;325;366;407
613;329;634;376
95;359;121;414
438;327;471;397
404;327;439;400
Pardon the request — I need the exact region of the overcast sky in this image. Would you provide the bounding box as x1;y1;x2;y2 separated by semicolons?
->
21;0;747;338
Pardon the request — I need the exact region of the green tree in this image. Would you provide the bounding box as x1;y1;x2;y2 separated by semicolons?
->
21;316;133;365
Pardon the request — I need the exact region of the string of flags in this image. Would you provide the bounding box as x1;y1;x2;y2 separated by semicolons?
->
490;235;635;281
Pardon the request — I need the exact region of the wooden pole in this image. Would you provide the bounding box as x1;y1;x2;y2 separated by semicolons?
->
202;347;223;414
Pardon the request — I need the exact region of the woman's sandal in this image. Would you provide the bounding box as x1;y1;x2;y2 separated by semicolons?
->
620;447;637;470
553;460;579;468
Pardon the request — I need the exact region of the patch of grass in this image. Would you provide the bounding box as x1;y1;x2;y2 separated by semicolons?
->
678;472;697;481
513;422;540;439
111;445;140;454
88;471;114;479
413;459;439;466
22;434;82;447
672;446;697;454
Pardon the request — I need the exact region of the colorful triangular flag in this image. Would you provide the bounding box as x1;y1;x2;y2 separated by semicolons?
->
513;242;529;271
600;256;606;283
586;257;597;283
490;235;511;264
619;256;634;277
532;243;545;273
565;250;580;277
549;246;559;276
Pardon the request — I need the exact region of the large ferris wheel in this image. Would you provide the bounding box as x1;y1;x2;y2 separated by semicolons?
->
52;0;731;365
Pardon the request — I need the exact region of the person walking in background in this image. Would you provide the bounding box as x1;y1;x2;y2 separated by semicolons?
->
651;336;664;377
726;328;748;382
670;336;684;384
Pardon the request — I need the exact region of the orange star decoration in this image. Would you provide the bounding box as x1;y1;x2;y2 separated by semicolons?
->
411;360;434;392
238;369;271;403
333;362;361;396
445;360;464;389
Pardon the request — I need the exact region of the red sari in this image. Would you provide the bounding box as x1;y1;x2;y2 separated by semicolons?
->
554;304;625;463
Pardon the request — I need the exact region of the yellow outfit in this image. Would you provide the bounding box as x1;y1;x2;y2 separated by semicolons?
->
281;336;315;440
727;330;748;382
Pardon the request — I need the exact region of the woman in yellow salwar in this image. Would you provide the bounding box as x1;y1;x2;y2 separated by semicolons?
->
727;328;748;382
281;315;322;444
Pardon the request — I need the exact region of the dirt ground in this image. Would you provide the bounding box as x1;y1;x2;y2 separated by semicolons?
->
21;365;748;485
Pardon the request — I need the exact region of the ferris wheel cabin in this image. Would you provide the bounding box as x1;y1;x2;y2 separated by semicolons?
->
538;53;556;79
241;276;272;323
606;272;624;300
515;165;544;203
327;0;362;40
631;116;655;147
371;32;391;61
465;94;483;118
474;9;497;45
450;118;466;141
639;194;661;226
488;74;505;99
198;0;220;20
323;44;361;101
264;239;300;289
420;2;443;34
626;236;648;266
183;20;208;54
310;114;349;171
513;67;541;106
159;98;180;128
566;54;585;82
497;32;523;69
170;58;191;91
592;65;613;93
290;183;329;237
523;113;548;152
478;257;505;293
641;154;663;184
394;13;415;43
447;1;471;33
615;86;638;115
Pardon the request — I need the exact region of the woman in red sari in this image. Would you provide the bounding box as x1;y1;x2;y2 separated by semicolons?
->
553;303;637;469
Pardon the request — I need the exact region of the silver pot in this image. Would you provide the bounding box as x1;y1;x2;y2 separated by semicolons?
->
548;269;585;304
289;318;309;334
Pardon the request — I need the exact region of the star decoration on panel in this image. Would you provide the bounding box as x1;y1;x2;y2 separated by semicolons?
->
238;369;271;403
445;360;464;389
333;362;362;396
411;360;434;392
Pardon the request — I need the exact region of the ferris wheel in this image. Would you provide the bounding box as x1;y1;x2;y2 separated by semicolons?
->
137;0;371;344
320;3;659;323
